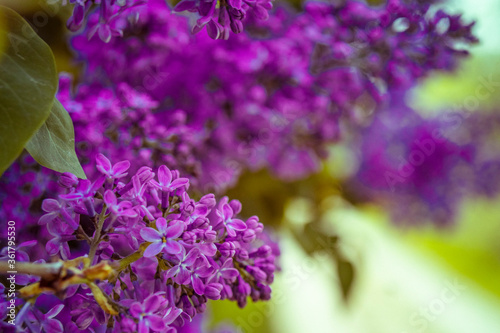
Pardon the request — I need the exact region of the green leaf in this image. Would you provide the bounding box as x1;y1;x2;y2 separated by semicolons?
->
25;99;86;179
0;6;58;176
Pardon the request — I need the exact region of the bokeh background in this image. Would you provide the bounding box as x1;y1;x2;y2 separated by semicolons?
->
3;0;500;332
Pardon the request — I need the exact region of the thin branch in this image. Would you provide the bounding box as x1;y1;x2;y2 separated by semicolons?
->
88;205;108;265
0;261;62;279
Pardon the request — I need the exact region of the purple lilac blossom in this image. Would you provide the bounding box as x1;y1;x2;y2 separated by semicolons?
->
5;157;278;331
349;92;500;225
0;0;479;258
66;0;148;42
65;0;476;189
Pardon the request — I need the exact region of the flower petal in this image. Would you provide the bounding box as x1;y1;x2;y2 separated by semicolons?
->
156;217;168;235
175;267;190;284
43;318;63;333
157;165;172;186
165;220;184;239
228;218;247;231
222;203;233;220
192;276;205;295
170;178;189;190
143;295;162;314
221;267;239;280
183;248;199;266
96;154;111;174
42;199;60;212
76;312;94;330
112;160;130;178
103;190;117;206
140;228;162;242
46;304;64;318
143;242;164;258
163;307;182;325
130;302;143;318
148;315;165;331
164;240;183;255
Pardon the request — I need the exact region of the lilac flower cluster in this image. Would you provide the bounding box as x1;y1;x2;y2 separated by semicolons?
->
348;93;500;225
65;0;148;42
0;0;479;239
173;0;273;39
67;0;476;187
9;155;277;331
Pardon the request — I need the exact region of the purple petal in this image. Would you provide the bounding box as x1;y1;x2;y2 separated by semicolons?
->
103;190;117;206
221;268;239;280
39;213;58;225
221;258;233;269
206;20;221;40
59;193;82;201
199;243;217;256
226;226;237;238
228;0;242;9
140;228;162;242
94;306;106;324
164;266;179;280
194;205;209;216
61;243;71;260
112;160;130;178
46;239;60;256
143;242;164;258
164;240;183;255
143;295;161;314
183;248;200;266
138;320;149;333
98;24;112;43
121;209;138;218
91;177;105;193
157;165;172;186
192;276;205;295
156;217;169;235
170;178;189;190
76;312;94;330
72;4;85;26
165;220;184;239
175;267;190;284
42;199;60;212
148;315;165;331
96;154;112;174
196;265;214;278
253;4;269;20
46;304;64;318
204;283;222;300
228;218;247;231
130;302;144;318
163;307;182;325
222;203;233;220
43;318;63;333
18;240;37;248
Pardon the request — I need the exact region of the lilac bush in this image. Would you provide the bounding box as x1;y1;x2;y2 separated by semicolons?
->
2;0;498;330
67;0;476;187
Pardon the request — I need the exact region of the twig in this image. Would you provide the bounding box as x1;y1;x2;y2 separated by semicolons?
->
88;205;108;264
0;261;62;279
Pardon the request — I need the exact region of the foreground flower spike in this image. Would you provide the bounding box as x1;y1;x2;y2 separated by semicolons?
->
16;155;278;331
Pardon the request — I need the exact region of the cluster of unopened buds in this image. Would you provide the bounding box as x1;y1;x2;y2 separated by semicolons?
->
5;154;278;332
